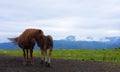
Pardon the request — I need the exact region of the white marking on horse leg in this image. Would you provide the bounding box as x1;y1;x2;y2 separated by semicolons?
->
44;55;48;62
48;48;52;64
44;50;48;63
41;50;44;61
48;57;51;63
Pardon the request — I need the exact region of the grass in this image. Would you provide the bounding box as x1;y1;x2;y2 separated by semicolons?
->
0;49;120;62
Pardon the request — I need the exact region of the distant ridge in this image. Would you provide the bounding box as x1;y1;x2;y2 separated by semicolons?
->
0;36;120;50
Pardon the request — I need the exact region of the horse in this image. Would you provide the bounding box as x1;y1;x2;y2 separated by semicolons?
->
8;28;44;65
39;35;53;67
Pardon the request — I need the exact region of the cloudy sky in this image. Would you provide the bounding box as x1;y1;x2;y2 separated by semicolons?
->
0;0;120;43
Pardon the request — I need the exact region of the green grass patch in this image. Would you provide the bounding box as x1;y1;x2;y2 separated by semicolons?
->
0;49;120;62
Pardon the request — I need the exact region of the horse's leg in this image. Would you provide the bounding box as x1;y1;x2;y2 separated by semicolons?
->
30;48;34;64
40;49;44;64
23;49;27;65
48;48;52;67
43;49;48;66
26;49;28;62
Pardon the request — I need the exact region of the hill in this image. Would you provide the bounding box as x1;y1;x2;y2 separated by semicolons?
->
0;36;120;50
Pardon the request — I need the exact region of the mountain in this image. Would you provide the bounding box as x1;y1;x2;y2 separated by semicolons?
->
65;35;76;41
0;42;19;50
0;36;120;50
54;40;105;50
106;36;120;48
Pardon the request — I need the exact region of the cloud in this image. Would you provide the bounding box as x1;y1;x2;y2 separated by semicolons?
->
0;0;120;42
0;32;20;43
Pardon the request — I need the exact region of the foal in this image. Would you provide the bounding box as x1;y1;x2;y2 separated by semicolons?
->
39;35;53;67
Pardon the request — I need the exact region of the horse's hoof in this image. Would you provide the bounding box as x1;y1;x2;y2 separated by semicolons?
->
45;62;47;65
31;62;34;65
45;62;48;66
23;62;27;65
41;60;44;64
45;62;51;67
47;63;51;67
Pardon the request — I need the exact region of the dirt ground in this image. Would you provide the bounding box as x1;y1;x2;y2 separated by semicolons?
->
0;55;120;72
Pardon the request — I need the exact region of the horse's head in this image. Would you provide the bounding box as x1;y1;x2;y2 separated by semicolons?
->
34;29;45;47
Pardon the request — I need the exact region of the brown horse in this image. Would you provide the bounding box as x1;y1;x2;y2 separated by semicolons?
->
39;35;53;67
8;28;44;65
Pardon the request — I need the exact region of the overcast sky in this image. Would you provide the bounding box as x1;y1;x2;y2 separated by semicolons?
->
0;0;120;43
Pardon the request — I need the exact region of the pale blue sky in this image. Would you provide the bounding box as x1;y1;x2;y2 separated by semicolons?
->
0;0;120;42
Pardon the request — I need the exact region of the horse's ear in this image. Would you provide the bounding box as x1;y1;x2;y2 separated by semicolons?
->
38;30;44;35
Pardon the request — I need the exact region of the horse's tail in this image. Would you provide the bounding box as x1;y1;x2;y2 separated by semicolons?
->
8;37;18;44
47;35;53;57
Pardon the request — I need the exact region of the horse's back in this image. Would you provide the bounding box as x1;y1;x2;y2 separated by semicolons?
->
18;28;43;48
21;29;43;38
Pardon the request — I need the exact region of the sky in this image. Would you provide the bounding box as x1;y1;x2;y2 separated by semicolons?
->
0;0;120;43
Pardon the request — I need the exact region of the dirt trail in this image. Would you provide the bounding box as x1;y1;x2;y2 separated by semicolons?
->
0;55;120;72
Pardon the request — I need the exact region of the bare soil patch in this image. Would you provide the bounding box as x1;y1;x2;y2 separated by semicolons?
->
0;55;120;72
